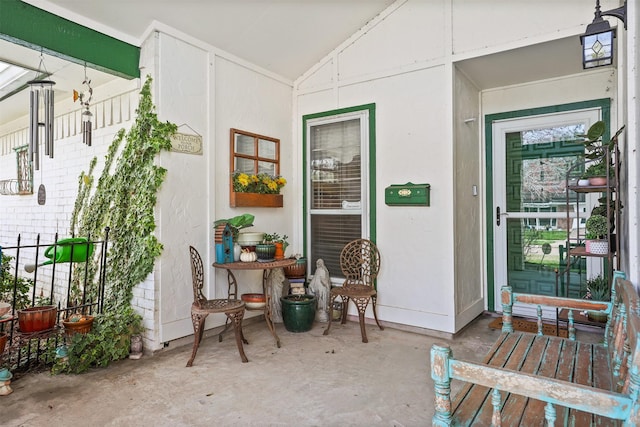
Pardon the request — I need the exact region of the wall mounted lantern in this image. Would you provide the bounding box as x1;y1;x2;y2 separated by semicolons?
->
580;0;627;69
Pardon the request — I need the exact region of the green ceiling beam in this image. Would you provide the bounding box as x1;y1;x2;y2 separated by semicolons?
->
0;0;140;79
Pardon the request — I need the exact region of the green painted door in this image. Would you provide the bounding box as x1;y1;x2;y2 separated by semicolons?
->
492;109;601;316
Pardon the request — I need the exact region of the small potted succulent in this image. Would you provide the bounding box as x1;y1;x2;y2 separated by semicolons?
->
583;274;611;322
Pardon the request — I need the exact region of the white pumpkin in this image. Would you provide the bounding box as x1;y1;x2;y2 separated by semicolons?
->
240;250;257;262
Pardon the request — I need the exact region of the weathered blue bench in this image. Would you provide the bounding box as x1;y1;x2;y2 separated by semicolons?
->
431;273;640;426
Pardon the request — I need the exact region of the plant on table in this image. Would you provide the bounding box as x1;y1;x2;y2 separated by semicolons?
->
213;213;255;241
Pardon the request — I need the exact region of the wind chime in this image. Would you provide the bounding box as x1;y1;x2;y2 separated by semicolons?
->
73;67;93;146
28;54;55;171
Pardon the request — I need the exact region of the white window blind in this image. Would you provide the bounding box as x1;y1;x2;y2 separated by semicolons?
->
308;115;367;279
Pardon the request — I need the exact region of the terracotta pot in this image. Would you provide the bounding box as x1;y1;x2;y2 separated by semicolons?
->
283;258;307;279
241;293;266;309
62;314;95;336
589;176;608;186
274;242;284;259
18;305;57;333
0;333;7;353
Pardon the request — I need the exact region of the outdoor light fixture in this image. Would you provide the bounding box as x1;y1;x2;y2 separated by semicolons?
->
580;0;627;69
28;54;55;171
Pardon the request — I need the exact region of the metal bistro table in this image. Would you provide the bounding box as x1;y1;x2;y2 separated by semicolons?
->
213;258;296;348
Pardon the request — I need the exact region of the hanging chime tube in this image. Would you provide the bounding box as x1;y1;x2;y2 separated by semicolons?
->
44;86;54;158
82;110;92;146
29;87;39;170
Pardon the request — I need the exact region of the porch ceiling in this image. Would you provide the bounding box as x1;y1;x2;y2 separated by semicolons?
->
455;36;587;90
0;0;395;126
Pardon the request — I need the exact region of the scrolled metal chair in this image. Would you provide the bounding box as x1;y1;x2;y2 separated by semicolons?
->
186;246;248;367
323;238;384;343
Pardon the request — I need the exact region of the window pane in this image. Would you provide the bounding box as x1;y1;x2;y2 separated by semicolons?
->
310;119;361;210
234;134;254;156
258;161;276;175
235;158;254;174
258;139;276;160
310;214;361;278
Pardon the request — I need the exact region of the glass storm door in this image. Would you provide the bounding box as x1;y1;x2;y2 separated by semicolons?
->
492;109;601;317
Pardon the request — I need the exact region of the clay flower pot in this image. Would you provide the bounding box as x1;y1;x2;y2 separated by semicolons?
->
0;332;7;353
18;305;57;333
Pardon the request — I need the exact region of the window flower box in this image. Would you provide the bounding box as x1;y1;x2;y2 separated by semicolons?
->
230;192;283;208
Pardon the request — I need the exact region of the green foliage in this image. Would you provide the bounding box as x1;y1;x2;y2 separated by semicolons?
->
51;308;143;374
585;215;608;239
60;75;175;374
214;213;255;240
583;274;610;302
0;253;32;309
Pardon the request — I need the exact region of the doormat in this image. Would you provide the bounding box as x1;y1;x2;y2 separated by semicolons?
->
488;316;568;338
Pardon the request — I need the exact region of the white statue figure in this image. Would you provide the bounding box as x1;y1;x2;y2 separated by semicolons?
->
267;267;286;323
308;258;331;322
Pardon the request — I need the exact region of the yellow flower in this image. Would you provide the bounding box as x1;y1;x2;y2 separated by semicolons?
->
237;173;250;187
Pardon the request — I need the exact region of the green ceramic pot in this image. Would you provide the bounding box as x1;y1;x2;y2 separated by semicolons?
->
281;294;316;332
255;244;276;261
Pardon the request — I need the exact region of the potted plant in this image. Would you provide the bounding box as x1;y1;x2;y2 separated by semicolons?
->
280;294;316;332
255;233;277;261
577;121;624;185
213;213;255;242
271;234;289;259
583;274;610;322
585;214;608;255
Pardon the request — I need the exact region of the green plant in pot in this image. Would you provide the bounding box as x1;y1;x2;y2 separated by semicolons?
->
585;214;608;255
583;274;610;323
255;233;278;261
214;213;255;242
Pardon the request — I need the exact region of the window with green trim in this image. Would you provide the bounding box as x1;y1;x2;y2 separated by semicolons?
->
304;106;375;281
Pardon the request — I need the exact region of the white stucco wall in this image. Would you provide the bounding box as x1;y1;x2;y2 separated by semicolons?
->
293;0;627;334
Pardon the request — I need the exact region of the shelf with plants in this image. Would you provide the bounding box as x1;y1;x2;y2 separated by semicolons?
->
560;121;624;310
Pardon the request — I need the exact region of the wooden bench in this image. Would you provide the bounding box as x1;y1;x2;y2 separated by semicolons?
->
430;273;640;426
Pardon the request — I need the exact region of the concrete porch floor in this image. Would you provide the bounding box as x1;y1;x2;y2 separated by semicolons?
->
2;314;602;426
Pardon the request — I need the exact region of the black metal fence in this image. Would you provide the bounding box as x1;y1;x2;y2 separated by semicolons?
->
0;228;110;372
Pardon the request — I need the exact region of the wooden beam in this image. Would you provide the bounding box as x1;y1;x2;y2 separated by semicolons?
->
0;0;139;79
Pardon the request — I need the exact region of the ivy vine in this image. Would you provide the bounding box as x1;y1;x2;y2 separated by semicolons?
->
58;75;176;373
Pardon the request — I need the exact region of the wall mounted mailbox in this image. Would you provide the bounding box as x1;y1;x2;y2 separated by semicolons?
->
385;182;430;206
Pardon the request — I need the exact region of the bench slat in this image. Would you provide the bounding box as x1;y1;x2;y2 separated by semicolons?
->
490;335;550;426
453;333;535;425
519;336;568;425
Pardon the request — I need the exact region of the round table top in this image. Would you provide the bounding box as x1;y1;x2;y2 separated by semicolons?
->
213;258;296;270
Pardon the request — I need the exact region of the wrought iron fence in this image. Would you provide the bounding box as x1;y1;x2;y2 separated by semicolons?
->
0;228;110;372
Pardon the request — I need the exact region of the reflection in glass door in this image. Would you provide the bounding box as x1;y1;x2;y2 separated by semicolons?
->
493;109;601;316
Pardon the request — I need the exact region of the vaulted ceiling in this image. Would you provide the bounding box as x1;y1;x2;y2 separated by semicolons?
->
0;0;396;125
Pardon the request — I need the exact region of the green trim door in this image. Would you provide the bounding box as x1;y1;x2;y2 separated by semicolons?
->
489;104;607;316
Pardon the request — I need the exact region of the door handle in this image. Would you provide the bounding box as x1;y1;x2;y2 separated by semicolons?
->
496;207;508;226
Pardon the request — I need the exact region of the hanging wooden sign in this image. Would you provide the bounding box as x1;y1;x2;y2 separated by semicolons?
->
170;133;203;155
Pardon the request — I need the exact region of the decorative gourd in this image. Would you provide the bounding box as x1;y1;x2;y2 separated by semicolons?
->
240;250;257;262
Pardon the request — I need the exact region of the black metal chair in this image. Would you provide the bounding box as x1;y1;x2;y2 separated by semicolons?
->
186;246;248;367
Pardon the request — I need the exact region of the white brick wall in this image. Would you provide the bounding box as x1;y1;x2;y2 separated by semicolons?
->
0;85;158;344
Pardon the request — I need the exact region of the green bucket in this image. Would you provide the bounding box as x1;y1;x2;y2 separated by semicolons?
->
281;294;316;332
